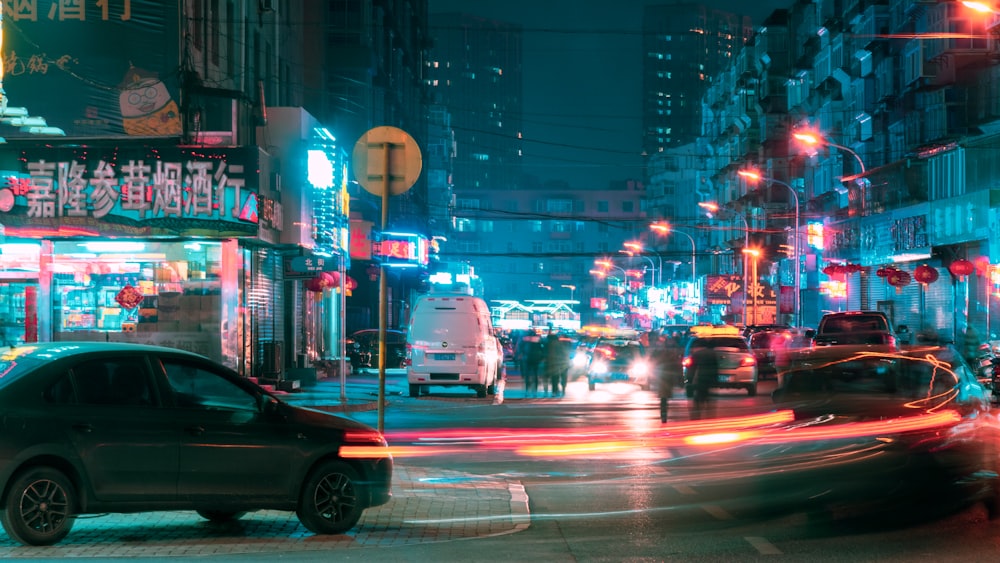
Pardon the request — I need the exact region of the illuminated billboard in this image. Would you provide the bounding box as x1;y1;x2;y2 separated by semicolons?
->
1;1;181;140
0;145;259;238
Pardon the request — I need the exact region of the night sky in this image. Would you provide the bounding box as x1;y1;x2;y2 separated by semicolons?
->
429;1;790;188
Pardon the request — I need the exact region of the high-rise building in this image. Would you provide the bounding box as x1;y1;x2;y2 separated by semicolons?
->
641;3;753;154
426;12;524;194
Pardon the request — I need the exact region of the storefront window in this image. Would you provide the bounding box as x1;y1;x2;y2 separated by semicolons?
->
0;243;41;346
50;241;224;356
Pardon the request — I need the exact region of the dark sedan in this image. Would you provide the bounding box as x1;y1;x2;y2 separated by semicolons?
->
0;342;392;546
347;329;407;371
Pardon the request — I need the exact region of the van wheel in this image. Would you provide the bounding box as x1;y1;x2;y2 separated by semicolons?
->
475;384;487;398
409;384;420;398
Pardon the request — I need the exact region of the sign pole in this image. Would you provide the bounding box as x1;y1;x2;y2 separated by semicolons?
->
353;126;422;434
377;142;389;433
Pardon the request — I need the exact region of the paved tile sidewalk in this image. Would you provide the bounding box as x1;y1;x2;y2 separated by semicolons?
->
0;466;529;558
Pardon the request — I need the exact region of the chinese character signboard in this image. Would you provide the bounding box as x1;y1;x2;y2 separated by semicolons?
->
373;232;429;267
1;1;181;140
0;145;259;237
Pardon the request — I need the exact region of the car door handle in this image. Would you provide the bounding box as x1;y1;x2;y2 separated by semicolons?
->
72;423;94;433
185;426;206;436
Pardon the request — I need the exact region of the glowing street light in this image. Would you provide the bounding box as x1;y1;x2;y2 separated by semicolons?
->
793;131;866;176
560;284;576;301
738;169;801;327
742;248;762;326
621;242;661;286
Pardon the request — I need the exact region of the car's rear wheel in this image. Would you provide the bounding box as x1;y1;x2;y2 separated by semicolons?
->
1;467;77;546
196;510;247;522
409;384;420;398
297;460;365;535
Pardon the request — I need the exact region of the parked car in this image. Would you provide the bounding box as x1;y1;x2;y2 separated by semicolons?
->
0;342;393;546
347;328;408;371
682;334;759;396
586;339;651;390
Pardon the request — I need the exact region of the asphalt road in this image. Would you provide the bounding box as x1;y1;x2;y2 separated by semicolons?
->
8;371;1000;562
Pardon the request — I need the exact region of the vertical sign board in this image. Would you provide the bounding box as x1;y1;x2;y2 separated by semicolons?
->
352;127;422;433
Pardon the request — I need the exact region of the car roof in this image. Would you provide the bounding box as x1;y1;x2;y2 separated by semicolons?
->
1;341;208;361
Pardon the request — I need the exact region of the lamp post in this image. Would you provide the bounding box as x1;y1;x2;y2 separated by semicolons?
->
742;248;761;325
620;248;658;287
738;169;801;327
699;202;750;326
560;284;576;301
793;132;866;175
649;222;697;322
623;242;663;286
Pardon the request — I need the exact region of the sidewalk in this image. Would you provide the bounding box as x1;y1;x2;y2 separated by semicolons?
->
279;364;532;411
0;465;529;557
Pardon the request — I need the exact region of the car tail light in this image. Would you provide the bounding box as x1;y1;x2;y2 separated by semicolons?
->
340;430;391;459
344;429;388;447
887;335;897;351
404;344;412;367
740;356;757;367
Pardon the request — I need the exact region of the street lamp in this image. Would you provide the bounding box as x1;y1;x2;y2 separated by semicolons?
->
623;242;663;286
742;248;761;326
699;201;750;327
560;284;576;301
738;169;801;327
793;131;866;176
620;247;658;287
649;221;697;322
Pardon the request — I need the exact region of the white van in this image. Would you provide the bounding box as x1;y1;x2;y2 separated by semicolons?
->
405;293;501;398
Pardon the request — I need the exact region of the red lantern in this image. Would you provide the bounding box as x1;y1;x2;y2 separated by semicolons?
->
320;271;340;288
949;259;975;280
875;267;888;278
913;264;939;285
887;269;911;294
305;276;326;292
344;276;358;292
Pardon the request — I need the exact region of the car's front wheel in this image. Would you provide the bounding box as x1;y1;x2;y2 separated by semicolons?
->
196;510;247;522
297;460;365;535
1;467;77;546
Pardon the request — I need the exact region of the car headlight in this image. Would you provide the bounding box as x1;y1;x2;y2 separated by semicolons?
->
630;361;650;376
591;360;608;374
572;353;590;367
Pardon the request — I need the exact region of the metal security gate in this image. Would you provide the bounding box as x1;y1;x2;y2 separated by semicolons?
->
245;246;285;378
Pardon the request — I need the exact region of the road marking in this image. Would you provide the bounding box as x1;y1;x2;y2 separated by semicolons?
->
673;484;696;495
702;504;733;520
745;536;782;555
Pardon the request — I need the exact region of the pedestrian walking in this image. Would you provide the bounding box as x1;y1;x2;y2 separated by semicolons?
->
652;333;681;423
518;334;545;397
689;343;719;420
544;332;571;397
